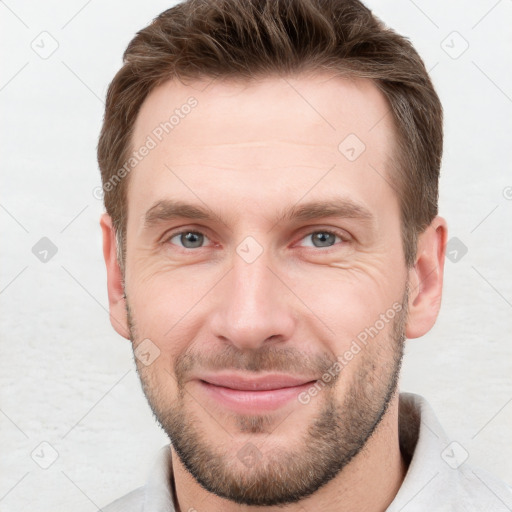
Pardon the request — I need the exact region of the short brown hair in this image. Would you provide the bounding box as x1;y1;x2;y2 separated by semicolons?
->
97;0;443;270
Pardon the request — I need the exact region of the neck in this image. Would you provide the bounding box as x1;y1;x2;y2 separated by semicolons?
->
170;395;407;512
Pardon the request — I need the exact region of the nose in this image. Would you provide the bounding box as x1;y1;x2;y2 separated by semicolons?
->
209;252;296;351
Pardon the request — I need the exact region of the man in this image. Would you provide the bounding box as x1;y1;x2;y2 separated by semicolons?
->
97;0;511;510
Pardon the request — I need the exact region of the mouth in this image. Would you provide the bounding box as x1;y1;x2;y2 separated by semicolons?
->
195;373;317;413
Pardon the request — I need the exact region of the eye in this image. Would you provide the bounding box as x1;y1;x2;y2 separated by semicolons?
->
167;231;210;249
298;230;344;248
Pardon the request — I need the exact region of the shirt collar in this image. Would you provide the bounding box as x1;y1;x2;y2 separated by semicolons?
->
143;443;175;512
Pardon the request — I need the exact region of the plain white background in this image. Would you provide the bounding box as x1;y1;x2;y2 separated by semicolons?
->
1;1;511;510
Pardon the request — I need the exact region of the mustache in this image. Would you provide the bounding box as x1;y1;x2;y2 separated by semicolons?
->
175;345;337;379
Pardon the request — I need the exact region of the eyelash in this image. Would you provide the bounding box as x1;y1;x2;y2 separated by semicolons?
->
161;228;350;251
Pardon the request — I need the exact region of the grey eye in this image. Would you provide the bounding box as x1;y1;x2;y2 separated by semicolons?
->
311;232;336;247
300;231;340;248
170;231;206;248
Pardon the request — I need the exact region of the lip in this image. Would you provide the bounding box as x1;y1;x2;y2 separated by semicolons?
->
195;373;317;413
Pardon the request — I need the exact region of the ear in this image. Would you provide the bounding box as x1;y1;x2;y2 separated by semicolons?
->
405;216;448;339
100;213;130;340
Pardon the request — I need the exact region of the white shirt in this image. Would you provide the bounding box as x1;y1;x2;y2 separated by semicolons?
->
102;393;512;511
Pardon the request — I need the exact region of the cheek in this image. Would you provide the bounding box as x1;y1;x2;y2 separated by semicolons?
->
285;262;403;344
128;247;252;391
127;267;216;363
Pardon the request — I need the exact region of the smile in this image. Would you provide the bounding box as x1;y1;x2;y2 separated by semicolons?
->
196;373;318;413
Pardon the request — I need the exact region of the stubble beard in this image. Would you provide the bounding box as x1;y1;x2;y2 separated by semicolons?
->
127;294;407;506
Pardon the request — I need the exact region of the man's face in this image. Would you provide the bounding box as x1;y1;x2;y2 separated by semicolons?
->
123;73;409;505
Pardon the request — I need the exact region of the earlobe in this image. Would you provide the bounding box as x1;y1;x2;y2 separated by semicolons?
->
405;216;448;339
100;213;130;340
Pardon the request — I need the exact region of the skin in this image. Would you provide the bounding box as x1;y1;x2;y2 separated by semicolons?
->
101;72;447;511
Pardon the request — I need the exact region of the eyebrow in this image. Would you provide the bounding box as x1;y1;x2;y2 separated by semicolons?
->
144;200;226;229
143;197;374;230
276;198;374;224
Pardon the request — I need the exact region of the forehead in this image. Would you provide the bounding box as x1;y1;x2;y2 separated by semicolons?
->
128;72;397;222
132;72;394;152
